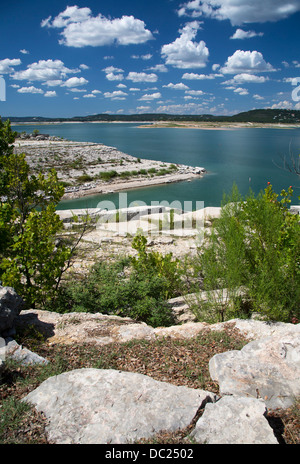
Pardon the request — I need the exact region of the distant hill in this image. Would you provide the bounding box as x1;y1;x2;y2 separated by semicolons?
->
2;109;300;124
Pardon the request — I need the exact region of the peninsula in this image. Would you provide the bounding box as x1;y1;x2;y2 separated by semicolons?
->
13;133;206;200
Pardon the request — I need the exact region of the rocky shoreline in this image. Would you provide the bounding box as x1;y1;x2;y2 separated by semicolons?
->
13;133;206;200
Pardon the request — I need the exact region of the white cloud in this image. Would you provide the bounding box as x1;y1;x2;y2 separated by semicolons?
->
185;89;205;96
44;90;57;97
42;79;63;87
79;64;89;70
221;50;275;74
91;89;101;94
177;1;300;26
126;72;158;82
230;29;264;39
17;86;44;94
104;90;128;100
42;5;153;47
233;87;249;95
138;92;161;101
106;72;124;81
148;64;168;73
62;77;88;87
223;73;268;84
253;94;264;100
103;66;124;81
137;105;151;111
131;54;152;60
68;88;86;93
83;93;96;98
0;58;21;74
20;49;29;54
163;82;190;90
182;72;215;79
13;59;79;82
270;100;292;109
117;83;127;88
156;102;205;114
161;21;209;69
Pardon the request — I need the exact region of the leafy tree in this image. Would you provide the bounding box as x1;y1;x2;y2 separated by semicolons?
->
0;118;82;308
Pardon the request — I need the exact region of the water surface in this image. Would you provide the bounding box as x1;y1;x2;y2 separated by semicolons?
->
13;122;300;209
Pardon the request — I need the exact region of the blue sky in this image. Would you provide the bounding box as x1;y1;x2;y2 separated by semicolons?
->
1;0;300;117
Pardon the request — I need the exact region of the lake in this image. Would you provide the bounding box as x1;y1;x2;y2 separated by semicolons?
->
12;122;300;210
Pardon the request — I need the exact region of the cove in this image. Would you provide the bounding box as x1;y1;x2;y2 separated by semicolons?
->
12;123;300;209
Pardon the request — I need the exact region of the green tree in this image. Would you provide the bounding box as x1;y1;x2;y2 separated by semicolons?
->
0;118;79;308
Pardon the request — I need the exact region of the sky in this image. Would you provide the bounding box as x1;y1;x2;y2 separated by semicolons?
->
1;0;300;117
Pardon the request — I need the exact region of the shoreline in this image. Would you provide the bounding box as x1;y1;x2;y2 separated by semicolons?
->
13;138;206;201
11;121;300;130
62;171;201;200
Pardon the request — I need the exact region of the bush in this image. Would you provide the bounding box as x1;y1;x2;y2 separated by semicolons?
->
196;183;300;323
53;257;175;327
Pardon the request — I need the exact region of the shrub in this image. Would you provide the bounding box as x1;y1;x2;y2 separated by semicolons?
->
196;183;300;323
53;257;175;327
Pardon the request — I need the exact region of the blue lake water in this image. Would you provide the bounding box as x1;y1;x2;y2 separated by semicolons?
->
12;122;300;210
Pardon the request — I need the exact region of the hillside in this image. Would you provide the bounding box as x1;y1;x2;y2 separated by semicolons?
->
3;109;300;124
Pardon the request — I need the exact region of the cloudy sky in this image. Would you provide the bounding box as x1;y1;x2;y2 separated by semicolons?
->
1;0;300;117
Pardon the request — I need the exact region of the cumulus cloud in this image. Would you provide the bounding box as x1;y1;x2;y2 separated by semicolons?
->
270;100;292;109
177;0;300;26
163;82;190;90
223;73;268;84
17;86;44;94
148;64;168;73
44;90;57;97
233;87;249;95
104;90;128;100
0;58;21;74
161;21;209;69
221;50;275;74
126;72;158;82
12;59;79;82
182;72;215;79
41;5;153;47
156;102;206;114
61;77;88;87
20;49;29;54
138;92;161;101
185;89;205;96
103;66;124;81
230;29;264;39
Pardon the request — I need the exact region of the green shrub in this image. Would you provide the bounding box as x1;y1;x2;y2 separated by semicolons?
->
196;183;300;323
98;170;118;181
53;257;175;327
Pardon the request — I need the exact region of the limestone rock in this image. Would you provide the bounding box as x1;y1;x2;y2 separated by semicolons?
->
16;310;155;346
0;286;24;336
209;329;300;409
22;368;217;444
191;396;278;444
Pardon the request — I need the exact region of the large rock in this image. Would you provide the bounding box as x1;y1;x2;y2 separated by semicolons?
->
0;286;24;336
22;368;217;444
209;328;300;409
191;396;278;444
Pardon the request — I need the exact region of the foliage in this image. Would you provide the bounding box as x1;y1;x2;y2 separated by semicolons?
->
0;118;81;308
131;232;182;299
54;256;175;327
197;183;300;323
